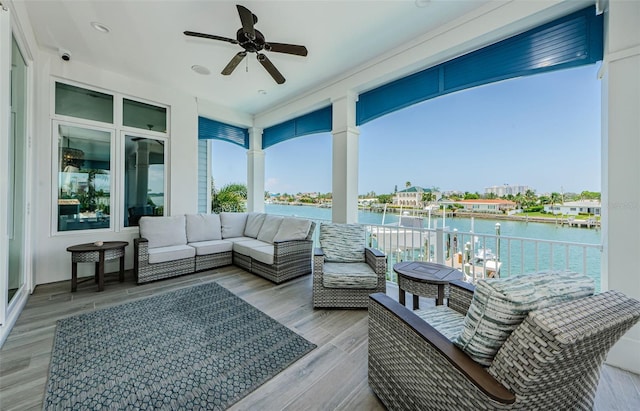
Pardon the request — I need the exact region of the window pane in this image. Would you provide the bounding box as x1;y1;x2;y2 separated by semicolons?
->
57;125;111;231
124;135;165;227
55;82;114;123
123;98;167;132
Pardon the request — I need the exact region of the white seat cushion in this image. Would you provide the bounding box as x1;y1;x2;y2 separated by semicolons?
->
139;215;187;249
233;239;270;256
244;212;266;238
250;245;275;265
186;213;222;242
148;245;195;264
220;212;248;239
224;236;255;243
322;262;378;289
256;215;284;243
273;217;312;242
188;240;233;256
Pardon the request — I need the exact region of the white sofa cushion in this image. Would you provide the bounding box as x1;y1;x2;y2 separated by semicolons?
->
250;245;275;265
220;212;248;239
322;262;377;289
319;223;365;263
233;239;269;256
139;215;186;249
455;270;595;366
244;212;266;238
186;213;222;243
273;217;312;242
189;239;233;256
148;244;195;264
257;215;284;243
223;236;254;243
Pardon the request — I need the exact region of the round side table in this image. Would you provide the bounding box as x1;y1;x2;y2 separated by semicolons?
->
394;261;463;308
66;241;128;292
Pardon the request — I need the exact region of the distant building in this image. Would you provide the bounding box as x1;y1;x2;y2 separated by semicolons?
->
485;184;532;197
544;200;601;216
441;199;517;214
393;186;439;207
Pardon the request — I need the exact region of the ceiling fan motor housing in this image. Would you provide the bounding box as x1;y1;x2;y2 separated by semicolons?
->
237;28;266;53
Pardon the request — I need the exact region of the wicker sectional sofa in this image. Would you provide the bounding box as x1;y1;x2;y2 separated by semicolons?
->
134;212;315;284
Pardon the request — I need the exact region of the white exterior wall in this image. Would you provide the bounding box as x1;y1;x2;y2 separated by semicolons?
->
601;0;640;374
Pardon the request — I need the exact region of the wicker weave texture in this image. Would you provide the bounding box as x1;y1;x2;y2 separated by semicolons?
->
195;251;232;272
313;247;387;308
134;239;195;284
398;276;450;301
368;289;640;410
134;222;315;285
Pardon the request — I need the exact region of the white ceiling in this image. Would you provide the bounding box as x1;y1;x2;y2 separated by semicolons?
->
21;0;494;116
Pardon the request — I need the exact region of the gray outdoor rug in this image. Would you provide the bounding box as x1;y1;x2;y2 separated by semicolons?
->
43;282;316;410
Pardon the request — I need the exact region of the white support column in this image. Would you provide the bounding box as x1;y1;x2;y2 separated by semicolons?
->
601;0;640;374
246;127;265;213
331;92;359;223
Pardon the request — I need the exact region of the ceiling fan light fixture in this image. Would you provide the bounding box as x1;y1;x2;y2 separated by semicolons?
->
191;65;211;75
90;21;111;33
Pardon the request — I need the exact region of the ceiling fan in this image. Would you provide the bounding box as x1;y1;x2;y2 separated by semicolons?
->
184;4;308;84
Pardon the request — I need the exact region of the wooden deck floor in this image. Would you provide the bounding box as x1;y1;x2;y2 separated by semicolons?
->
1;266;639;410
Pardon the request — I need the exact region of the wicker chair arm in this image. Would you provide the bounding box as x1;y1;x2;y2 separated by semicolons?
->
448;279;475;315
369;293;515;405
314;247;324;257
365;247;385;258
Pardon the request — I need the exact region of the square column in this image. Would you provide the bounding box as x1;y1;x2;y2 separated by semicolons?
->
246;127;265;212
601;0;640;373
332;92;359;223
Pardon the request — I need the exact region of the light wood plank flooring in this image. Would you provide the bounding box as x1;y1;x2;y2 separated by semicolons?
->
1;266;639;410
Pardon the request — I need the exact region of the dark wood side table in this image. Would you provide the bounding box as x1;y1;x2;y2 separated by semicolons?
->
66;241;128;292
394;261;464;308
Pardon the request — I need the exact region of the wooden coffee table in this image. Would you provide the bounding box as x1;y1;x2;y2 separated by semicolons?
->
67;241;128;292
394;261;464;308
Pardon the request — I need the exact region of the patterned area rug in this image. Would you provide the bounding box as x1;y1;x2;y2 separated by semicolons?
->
43;282;316;410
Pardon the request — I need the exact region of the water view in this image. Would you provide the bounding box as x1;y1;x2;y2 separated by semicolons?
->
266;203;603;289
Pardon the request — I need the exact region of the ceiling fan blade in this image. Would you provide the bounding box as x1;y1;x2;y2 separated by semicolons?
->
236;5;256;40
257;54;285;84
265;42;308;57
221;52;247;75
184;31;238;45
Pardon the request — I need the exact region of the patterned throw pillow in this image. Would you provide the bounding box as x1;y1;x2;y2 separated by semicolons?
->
455;270;595;367
319;223;365;263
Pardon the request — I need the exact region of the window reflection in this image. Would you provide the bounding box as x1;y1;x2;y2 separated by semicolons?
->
124;135;165;227
57;125;111;231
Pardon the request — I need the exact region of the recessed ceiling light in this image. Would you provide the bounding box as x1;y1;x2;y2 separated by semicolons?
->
90;22;111;33
258;90;267;95
191;65;211;75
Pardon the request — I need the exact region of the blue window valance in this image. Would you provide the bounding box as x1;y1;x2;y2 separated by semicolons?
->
263;106;332;149
356;6;603;125
198;116;249;148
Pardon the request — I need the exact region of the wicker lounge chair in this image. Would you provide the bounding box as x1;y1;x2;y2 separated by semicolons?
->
313;223;386;308
368;279;640;410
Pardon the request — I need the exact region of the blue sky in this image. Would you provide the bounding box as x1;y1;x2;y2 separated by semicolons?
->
212;64;601;196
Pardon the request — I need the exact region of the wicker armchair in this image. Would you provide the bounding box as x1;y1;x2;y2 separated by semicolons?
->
368;280;640;410
313;223;386;308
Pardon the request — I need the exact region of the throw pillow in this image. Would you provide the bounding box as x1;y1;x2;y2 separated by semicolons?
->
454;270;595;367
139;215;187;249
186;213;222;243
244;212;266;238
272;217;312;242
319;223;366;263
220;212;248;238
257;215;284;243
